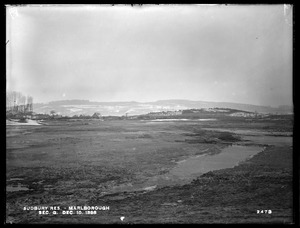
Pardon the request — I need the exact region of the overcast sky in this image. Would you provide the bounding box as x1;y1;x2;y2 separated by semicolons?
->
6;5;293;107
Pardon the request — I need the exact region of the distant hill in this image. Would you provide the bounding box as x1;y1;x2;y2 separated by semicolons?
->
32;99;293;116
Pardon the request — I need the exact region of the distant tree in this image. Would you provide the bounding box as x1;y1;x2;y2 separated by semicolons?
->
6;91;34;113
27;96;33;112
19;95;26;112
50;110;56;116
6;92;13;111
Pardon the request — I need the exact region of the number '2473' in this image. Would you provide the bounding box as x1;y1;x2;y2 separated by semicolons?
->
257;210;272;214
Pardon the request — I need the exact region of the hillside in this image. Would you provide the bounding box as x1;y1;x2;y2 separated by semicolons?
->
32;99;293;117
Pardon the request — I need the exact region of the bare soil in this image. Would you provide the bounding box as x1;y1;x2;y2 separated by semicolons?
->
6;117;293;224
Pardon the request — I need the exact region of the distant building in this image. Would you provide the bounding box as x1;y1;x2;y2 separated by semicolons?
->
31;113;50;120
229;112;268;118
53;115;63;119
92;112;102;119
148;110;182;117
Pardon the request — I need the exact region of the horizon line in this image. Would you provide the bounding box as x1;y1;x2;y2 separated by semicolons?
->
31;98;293;108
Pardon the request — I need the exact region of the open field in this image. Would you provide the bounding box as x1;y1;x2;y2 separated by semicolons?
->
6;116;293;224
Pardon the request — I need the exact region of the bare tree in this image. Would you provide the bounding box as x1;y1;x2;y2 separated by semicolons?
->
26;95;33;112
19;95;26;113
11;91;22;111
11;91;17;111
6;92;13;111
6;91;34;113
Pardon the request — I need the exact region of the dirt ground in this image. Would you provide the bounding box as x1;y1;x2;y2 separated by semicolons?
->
6;117;293;224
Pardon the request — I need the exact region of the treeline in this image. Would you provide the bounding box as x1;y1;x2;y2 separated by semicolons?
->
6;91;33;113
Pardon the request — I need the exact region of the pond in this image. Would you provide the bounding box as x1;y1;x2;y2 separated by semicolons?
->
168;145;263;179
100;145;265;193
113;144;265;193
140;145;264;188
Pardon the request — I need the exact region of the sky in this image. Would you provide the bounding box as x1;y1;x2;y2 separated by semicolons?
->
6;4;293;107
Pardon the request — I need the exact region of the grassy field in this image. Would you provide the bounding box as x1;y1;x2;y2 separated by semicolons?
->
6;117;293;224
